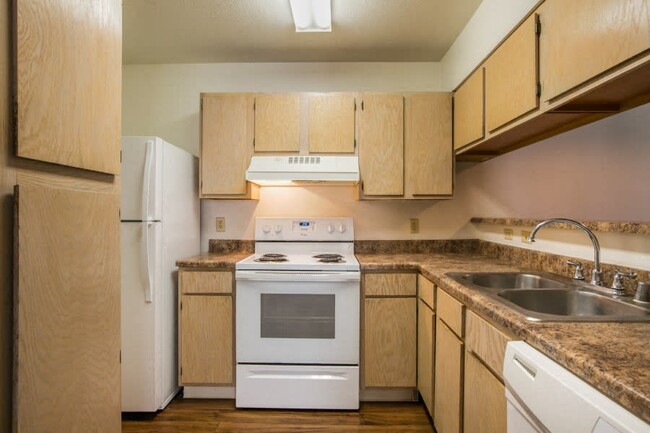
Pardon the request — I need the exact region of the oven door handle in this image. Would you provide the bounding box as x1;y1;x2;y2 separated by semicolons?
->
235;270;360;282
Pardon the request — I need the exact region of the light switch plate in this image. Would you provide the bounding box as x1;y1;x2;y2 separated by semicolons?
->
504;228;513;240
216;217;226;232
410;218;420;234
521;230;532;244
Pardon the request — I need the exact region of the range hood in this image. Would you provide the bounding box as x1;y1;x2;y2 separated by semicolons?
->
245;155;359;186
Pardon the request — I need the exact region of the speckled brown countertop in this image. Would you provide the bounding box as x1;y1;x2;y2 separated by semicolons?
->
471;217;650;235
176;252;251;269
358;253;650;424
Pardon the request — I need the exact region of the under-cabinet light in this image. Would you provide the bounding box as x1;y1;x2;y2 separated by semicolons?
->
289;0;332;32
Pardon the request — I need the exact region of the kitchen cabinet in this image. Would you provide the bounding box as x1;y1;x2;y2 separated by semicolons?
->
463;310;511;433
433;288;465;433
254;94;301;152
417;275;435;417
485;14;539;132
453;68;484;150
363;273;417;388
358;94;405;196
405;93;453;197
541;0;650;101
200;93;258;199
308;94;356;153
15;0;121;174
178;270;233;385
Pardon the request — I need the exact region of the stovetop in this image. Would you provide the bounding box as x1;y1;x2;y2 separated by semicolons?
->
236;252;360;272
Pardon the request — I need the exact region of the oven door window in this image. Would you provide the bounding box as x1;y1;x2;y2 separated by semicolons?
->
260;294;335;339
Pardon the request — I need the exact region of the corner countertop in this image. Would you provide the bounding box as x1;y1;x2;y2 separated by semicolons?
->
357;253;650;424
176;252;251;269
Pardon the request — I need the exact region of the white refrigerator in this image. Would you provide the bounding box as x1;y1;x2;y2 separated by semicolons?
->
120;136;199;412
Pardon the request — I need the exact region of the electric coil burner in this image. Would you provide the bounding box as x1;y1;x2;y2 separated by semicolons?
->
235;217;360;410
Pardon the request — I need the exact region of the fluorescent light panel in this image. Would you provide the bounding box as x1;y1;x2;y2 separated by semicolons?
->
289;0;331;32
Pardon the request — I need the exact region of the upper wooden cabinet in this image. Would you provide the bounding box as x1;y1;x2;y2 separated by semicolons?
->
16;0;121;174
485;14;539;132
254;94;301;152
358;94;405;196
308;94;356;153
541;0;650;101
405;93;453;197
453;69;484;150
200;94;257;198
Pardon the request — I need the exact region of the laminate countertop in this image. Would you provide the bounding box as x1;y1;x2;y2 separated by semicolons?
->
176;251;650;423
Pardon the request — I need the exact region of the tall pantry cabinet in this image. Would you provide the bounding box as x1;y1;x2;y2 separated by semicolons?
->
7;0;123;432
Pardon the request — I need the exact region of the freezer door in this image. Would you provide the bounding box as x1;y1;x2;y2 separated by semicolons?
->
121;221;165;412
121;136;163;221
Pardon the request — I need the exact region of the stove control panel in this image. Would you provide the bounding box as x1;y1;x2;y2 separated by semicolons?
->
255;217;354;241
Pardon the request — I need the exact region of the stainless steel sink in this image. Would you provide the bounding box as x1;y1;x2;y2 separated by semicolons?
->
453;272;568;289
446;271;650;322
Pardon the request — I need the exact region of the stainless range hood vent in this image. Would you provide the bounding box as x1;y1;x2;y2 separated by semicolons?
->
245;155;359;186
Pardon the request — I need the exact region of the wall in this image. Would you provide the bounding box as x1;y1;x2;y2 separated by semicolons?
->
440;0;538;90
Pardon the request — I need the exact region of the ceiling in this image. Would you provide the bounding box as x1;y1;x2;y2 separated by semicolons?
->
123;0;483;64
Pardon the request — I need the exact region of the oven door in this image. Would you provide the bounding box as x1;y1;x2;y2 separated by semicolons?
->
235;270;360;365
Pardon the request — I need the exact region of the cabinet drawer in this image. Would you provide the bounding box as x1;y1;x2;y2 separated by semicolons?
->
180;270;233;294
418;274;435;310
365;273;417;297
437;288;464;337
465;310;511;380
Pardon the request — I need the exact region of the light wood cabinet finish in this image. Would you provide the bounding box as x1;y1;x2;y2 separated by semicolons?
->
541;0;650;100
365;273;417;297
437;288;465;338
453;69;484;150
418;274;435;310
180;295;233;385
466;310;512;381
254;94;300;152
308;94;356;153
180;270;233;295
417;299;435;417
463;352;507;433
200;94;255;197
434;318;464;433
358;94;404;196
404;93;453;196
16;0;121;174
485;14;539;132
15;185;121;433
364;297;417;387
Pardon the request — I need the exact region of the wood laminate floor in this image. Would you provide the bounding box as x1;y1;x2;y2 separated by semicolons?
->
122;398;436;433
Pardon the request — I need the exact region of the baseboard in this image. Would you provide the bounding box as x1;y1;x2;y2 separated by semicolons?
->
183;386;236;399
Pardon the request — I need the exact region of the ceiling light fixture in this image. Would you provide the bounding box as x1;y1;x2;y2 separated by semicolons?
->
289;0;332;32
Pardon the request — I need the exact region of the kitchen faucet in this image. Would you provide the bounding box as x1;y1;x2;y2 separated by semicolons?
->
528;218;604;287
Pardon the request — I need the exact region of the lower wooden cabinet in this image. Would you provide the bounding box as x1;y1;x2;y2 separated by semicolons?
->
417;298;435;415
463;351;507;433
433;318;464;433
178;270;234;386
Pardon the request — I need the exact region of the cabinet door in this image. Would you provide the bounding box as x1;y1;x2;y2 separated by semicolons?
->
180;295;233;385
201;94;254;196
463;352;507;433
541;0;650;100
434;318;464;433
417;300;435;416
254;94;300;152
16;0;121;174
453;69;484;150
308;94;356;153
485;14;539;132
364;297;416;387
405;93;452;197
358;94;404;196
15;185;121;433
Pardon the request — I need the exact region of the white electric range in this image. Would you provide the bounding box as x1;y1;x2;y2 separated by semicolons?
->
235;217;360;410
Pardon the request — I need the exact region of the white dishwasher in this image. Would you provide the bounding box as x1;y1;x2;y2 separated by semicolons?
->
503;341;650;433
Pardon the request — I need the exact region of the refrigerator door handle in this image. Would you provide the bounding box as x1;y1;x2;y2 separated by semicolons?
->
142;140;154;221
142;222;154;303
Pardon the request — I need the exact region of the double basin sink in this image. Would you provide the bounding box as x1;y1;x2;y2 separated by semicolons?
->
447;272;650;322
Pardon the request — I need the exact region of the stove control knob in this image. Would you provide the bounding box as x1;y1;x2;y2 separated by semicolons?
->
274;225;282;233
327;224;334;233
262;225;271;234
338;224;346;233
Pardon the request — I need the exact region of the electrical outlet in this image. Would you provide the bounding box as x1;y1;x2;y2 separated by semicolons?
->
216;217;226;232
410;218;420;234
521;230;532;244
504;228;513;240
